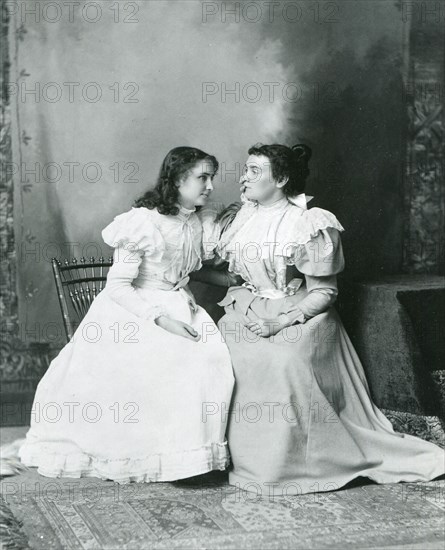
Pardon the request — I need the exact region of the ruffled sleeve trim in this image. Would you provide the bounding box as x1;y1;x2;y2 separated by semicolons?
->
277;207;345;277
102;207;165;262
279;207;345;249
215;202;258;278
197;202;225;261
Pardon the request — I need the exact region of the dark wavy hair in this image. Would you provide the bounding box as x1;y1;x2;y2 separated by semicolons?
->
134;146;219;215
248;143;312;196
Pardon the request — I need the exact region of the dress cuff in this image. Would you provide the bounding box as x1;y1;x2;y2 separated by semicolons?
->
148;306;169;322
278;308;306;327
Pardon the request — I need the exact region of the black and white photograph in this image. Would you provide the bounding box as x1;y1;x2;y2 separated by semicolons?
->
0;1;444;548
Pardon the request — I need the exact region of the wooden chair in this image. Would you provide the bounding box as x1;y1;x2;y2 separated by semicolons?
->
52;256;113;343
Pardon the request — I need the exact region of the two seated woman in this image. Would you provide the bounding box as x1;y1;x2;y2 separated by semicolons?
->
12;144;445;493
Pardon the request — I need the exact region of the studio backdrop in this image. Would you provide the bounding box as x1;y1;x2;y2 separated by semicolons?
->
5;0;443;348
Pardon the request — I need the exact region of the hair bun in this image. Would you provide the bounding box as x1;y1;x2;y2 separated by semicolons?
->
291;144;312;163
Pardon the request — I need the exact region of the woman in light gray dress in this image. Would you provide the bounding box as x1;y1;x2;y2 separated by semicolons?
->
198;143;445;496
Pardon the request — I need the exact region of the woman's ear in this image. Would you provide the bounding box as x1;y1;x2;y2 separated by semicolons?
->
276;176;289;189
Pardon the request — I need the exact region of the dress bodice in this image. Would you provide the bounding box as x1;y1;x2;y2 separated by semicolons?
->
102;206;203;291
215;197;345;298
100;206;204;321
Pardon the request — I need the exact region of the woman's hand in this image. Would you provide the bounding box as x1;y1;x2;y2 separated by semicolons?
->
155;316;201;342
246;317;284;338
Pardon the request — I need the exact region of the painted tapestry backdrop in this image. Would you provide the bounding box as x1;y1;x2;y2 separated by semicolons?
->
10;0;408;344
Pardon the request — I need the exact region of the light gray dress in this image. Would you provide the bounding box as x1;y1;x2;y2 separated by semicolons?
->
208;195;445;496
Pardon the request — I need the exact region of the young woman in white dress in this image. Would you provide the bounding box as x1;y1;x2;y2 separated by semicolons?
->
14;146;235;483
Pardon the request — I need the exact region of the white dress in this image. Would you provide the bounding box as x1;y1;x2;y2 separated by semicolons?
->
19;205;235;483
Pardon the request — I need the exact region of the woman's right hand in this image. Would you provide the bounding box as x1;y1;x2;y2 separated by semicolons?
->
155;316;201;342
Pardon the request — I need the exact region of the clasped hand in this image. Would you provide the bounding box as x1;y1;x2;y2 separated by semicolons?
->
246;317;285;338
156;315;288;340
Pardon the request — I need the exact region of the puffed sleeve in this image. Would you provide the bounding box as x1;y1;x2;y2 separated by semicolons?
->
101;208;167;321
196;202;225;261
281;208;345;276
191;202;246;287
278;208;345;325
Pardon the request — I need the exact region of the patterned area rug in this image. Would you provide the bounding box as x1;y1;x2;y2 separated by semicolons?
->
381;410;445;448
1;470;444;549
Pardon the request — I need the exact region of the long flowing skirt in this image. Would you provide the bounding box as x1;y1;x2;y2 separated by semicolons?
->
218;286;445;496
19;286;235;483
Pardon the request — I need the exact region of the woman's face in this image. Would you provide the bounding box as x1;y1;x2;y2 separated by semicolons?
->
240;154;286;204
177;159;215;209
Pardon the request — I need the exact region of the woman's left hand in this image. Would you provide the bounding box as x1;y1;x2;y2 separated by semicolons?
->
246;317;283;338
